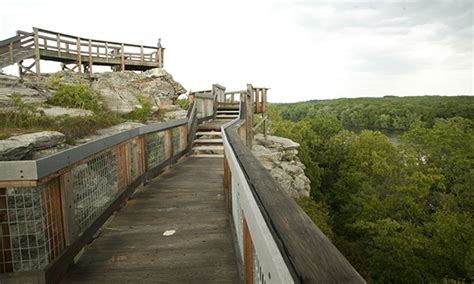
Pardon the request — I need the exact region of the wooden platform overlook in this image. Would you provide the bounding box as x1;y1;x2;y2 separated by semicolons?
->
0;28;164;76
0;83;365;284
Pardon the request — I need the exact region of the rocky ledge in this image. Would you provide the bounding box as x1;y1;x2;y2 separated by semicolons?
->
252;134;311;198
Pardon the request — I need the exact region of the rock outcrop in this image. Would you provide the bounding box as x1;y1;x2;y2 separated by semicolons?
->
89;68;186;114
1;68;186;116
0;131;66;160
252;134;311;198
0;73;49;105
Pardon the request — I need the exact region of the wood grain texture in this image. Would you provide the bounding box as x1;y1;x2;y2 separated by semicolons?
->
62;157;240;283
225;120;366;284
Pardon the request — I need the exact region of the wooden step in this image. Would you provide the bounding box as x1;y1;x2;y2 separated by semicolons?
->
192;146;224;151
216;110;239;114
216;114;239;119
189;154;224;158
195;131;222;137
194;138;223;144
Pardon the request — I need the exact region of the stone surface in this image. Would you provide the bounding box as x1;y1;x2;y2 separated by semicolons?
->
89;68;186;114
0;74;49;105
0;131;66;161
252;133;310;197
38;106;94;117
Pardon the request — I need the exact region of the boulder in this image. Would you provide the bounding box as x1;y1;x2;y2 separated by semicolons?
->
252;134;310;197
0;131;66;161
76;122;146;144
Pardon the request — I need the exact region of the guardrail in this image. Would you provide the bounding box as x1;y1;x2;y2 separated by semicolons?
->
35;28;163;69
0;27;164;73
0;115;196;282
222;88;365;283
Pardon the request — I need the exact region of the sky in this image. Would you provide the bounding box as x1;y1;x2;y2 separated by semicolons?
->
1;0;472;102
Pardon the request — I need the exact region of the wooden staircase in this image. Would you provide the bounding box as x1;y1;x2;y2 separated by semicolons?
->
190;104;239;157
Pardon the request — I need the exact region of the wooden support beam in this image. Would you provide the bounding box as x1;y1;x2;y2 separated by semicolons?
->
140;45;144;64
56;33;61;57
88;39;93;73
246;84;254;149
120;43;125;72
33;27;41;77
76;37;82;73
105;42;109;62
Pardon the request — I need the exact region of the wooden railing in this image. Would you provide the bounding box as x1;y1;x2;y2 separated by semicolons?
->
221;85;366;283
34;28;163;68
0;28;164;72
0;116;191;283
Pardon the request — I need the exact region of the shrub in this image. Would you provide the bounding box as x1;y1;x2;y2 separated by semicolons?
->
176;97;190;110
47;79;101;112
125;96;153;123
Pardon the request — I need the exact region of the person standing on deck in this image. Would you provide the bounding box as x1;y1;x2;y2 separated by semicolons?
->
157;38;162;48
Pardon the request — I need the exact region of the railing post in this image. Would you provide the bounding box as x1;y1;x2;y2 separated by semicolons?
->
76;37;82;73
33;27;41;77
246;84;254;149
158;48;164;68
140;45;144;64
60;172;78;245
120;43;125;72
56;33;61;57
9;42;13;64
88;39;93;73
105;42;109;62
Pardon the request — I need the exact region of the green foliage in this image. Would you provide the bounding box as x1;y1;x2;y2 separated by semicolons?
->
176;97;190;110
125;96;153;123
47;78;101;112
269;99;474;283
1;93;121;142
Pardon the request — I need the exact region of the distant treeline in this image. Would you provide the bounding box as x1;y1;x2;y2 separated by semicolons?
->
273;96;474;130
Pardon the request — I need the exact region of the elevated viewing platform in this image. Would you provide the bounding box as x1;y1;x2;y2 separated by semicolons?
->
0;28;364;284
0;28;164;76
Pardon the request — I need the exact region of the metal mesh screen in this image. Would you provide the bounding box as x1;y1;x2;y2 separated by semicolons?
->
145;132;166;169
71;150;118;234
0;179;65;272
172;128;181;155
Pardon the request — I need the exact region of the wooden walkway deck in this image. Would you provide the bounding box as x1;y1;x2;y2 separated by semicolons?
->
63;157;240;283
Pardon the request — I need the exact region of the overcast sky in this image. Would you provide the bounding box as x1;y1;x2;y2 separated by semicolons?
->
1;0;472;102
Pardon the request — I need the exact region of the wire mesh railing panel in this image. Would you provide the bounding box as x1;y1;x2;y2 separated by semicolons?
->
145;132;166;169
0;178;64;272
172;128;181;156
71;150;118;234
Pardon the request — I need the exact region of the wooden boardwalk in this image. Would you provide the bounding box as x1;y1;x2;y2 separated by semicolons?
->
63;157;240;283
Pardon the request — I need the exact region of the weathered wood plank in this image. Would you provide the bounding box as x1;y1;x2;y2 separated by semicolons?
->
63;157;240;283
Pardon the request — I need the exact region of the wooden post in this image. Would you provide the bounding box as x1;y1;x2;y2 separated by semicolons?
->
243;217;254;284
56;33;61;57
164;129;172;160
9;42;13;64
158;48;163;68
140;45;144;64
120;43;125;72
246;84;254;149
263;113;268;138
88;39;93;73
105;42;109;62
255;89;260;113
33;28;41;77
60;172;77;245
76;37;82;73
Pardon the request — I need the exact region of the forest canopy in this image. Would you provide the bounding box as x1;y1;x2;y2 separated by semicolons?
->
268;96;474;283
